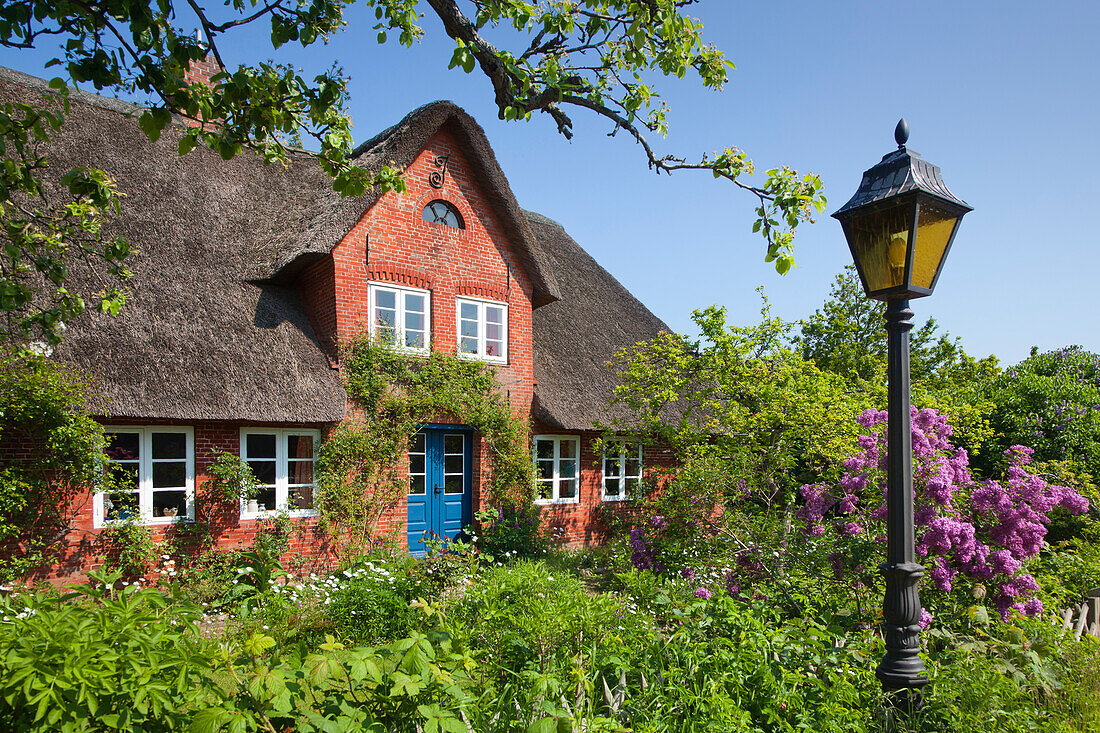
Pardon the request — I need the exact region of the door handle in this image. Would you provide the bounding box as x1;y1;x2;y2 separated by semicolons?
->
434;485;442;496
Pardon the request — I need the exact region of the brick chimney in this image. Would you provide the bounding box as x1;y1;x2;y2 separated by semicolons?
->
183;29;223;88
184;54;222;88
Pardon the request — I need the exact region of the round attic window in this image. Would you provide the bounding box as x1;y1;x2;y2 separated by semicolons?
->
422;200;464;229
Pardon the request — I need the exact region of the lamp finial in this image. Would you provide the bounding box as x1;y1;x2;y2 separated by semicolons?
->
895;119;909;148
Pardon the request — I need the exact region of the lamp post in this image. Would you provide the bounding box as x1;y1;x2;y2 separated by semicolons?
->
832;120;972;703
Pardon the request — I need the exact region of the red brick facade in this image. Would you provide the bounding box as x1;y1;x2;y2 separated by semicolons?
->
6;119;665;584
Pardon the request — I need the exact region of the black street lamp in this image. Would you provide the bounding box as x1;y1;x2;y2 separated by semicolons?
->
832;120;972;702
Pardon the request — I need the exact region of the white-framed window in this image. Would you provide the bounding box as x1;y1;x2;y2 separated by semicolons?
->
368;283;430;353
240;429;320;518
602;441;642;501
456;297;507;362
533;435;579;504
95;426;195;527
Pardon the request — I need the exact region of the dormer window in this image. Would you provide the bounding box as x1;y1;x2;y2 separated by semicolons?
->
422;200;464;229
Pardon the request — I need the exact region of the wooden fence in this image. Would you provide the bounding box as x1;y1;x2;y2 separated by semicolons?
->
1060;592;1100;641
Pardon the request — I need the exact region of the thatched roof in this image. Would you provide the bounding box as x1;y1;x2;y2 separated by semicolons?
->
527;212;672;430
0;67;348;422
0;66;662;427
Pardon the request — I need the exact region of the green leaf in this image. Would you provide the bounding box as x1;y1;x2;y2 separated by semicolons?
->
527;719;559;733
191;708;232;733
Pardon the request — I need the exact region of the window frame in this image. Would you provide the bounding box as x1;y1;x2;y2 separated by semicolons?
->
239;428;321;519
94;426;195;528
455;296;508;363
533;434;581;505
601;441;643;502
367;282;431;354
422;199;465;229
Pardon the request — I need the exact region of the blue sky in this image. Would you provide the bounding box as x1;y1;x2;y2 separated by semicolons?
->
2;1;1097;365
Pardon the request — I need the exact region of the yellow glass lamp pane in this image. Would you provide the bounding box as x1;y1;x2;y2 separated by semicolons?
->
911;204;959;289
846;207;912;293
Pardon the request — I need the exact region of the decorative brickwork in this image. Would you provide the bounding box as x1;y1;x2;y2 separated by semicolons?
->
455;279;508;302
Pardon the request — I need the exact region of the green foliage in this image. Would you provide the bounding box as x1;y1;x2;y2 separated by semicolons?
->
97;520;157;578
474;503;553;561
1033;521;1100;607
0;351;105;580
627;597;881;732
974;346;1100;496
250;510;293;560
0;84;131;345
3;555;1100;732
328;563;417;645
200;451;261;505
168;548;238;605
316;339;532;556
0;569;222;732
613;294;869;503
447;560;651;702
796;266;1000;450
434;0;826;270
911;612;1100;733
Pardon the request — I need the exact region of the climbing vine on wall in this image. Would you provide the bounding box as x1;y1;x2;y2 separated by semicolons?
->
314;339;532;557
0;352;106;581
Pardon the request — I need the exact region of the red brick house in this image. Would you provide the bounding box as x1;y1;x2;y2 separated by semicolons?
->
0;66;673;579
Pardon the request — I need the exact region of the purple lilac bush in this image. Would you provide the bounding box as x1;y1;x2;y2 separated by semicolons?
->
798;407;1089;619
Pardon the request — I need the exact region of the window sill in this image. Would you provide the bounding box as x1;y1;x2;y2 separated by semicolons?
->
534;498;579;506
374;344;430;358
241;509;319;520
456;352;508;365
96;515;195;529
601;495;632;503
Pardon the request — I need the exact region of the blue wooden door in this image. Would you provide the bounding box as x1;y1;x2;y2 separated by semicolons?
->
407;429;472;555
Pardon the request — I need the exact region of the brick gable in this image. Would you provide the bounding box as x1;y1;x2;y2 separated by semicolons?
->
321;125;537;413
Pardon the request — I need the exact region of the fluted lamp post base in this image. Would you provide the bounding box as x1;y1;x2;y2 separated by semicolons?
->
876;560;929;694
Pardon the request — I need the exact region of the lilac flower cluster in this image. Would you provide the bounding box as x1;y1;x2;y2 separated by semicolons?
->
798;407;1089;619
630;528;656;571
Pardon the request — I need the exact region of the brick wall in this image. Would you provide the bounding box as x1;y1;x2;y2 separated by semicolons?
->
5;419;341;585
321;125;537;415
533;427;675;548
183;54;222;88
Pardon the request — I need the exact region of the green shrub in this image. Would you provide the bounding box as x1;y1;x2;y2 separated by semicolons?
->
328;562;417;644
618;592;880;733
0;353;107;581
449;560;651;688
1034;524;1100;609
474;503;552;561
170;548;239;605
406;537;481;598
96;520;158;578
0;570;224;732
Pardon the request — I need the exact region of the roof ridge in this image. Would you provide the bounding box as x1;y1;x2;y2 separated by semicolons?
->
0;66;143;117
351;100;463;158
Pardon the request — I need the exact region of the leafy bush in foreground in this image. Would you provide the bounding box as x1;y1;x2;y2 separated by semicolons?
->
0;570;221;732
